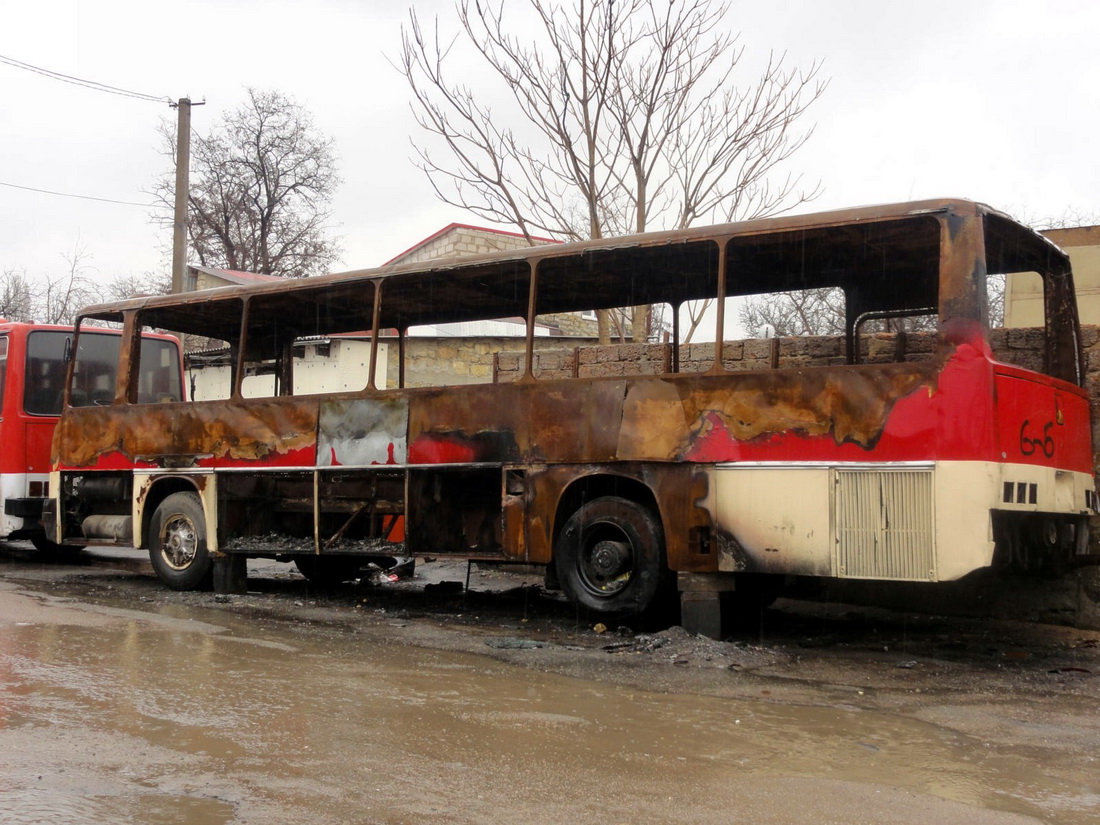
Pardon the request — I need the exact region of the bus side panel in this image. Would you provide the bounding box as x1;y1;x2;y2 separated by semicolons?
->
1;419;54;538
708;467;834;577
0;472;29;537
54;398;320;471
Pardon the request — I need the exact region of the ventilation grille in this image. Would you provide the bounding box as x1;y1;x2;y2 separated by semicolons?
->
836;469;934;580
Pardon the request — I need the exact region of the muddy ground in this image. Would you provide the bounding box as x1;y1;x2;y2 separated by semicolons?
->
1;544;1098;824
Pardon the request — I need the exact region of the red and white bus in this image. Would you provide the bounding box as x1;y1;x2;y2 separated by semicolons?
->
43;199;1098;634
0;321;183;550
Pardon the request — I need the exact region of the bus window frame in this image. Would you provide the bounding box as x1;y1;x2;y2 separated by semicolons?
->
66;199;1083;402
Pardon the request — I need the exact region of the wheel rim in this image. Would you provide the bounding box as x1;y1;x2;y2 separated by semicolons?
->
577;528;634;597
159;514;198;571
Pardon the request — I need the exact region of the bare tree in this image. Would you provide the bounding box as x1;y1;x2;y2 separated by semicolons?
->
154;88;342;279
2;242;167;326
36;242;99;325
399;0;826;342
737;285;946;339
103;270;172;303
1033;208;1100;231
0;267;37;322
986;273;1006;328
737;286;845;338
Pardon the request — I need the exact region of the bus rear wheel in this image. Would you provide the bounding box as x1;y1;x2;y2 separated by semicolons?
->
554;496;671;620
149;491;211;591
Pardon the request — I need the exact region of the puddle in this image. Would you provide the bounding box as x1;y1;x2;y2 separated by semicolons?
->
0;597;1095;823
0;788;234;825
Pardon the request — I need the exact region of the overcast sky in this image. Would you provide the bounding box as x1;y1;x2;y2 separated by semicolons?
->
2;0;1098;294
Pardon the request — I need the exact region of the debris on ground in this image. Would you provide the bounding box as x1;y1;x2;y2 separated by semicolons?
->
485;637;546;650
601;625;787;670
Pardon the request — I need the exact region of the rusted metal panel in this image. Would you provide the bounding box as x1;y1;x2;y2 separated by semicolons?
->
516;462;711;570
55;398;319;470
938;205;985;327
397;362;938;471
405;382;624;464
618;366;936;462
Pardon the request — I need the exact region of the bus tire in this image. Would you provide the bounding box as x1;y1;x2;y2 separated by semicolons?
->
149;492;211;591
554;496;670;620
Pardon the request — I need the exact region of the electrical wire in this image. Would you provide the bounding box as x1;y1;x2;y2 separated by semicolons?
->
0;53;171;103
0;179;164;208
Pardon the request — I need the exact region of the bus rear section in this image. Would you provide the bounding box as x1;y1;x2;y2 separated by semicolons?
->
704;339;1096;587
989;363;1095;571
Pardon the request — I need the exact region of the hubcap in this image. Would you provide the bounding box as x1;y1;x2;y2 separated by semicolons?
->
160;515;198;571
581;537;633;595
591;540;629;577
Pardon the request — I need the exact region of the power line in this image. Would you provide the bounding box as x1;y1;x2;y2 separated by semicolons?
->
0;179;165;209
0;53;170;103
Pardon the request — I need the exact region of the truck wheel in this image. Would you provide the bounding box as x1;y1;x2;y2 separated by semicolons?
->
149;492;211;591
554;496;671;619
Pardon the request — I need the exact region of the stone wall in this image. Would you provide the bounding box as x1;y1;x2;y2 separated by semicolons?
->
494;330;937;382
384;336;595;389
537;312;600;338
394;225;534;266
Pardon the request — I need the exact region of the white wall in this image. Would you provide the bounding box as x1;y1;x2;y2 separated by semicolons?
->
189;340;387;401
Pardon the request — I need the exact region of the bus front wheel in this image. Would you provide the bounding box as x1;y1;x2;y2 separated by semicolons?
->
554;496;670;619
149;492;211;591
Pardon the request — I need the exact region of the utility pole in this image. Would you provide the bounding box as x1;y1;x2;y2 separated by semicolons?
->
170;97;203;294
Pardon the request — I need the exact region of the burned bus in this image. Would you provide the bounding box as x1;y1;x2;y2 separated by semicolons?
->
45;199;1096;633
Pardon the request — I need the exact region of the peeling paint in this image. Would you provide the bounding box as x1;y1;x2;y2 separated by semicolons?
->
319;397;407;467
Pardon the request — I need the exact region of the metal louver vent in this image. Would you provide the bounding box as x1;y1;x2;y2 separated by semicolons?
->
836;469;934;580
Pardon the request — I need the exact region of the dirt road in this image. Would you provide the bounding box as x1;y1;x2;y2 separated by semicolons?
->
0;545;1097;824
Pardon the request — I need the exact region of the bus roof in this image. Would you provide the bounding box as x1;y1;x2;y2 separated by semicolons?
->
75;198;1067;340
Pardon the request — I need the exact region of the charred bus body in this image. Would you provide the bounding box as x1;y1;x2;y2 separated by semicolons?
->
46;200;1097;633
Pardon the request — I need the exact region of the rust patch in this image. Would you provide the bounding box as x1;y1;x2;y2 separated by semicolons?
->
56;398;319;468
407;382;625;463
618;365;936;461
